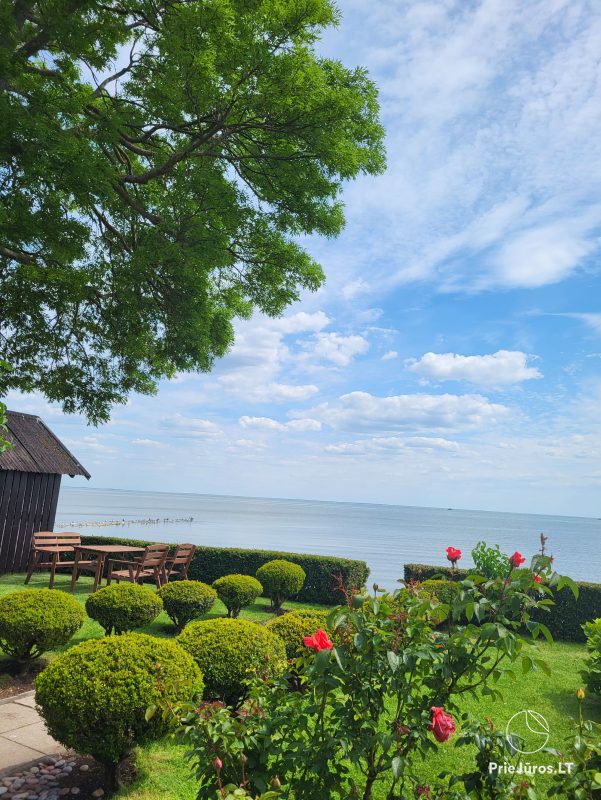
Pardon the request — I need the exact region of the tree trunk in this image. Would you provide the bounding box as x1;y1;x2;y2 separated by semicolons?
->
103;760;120;794
362;772;376;800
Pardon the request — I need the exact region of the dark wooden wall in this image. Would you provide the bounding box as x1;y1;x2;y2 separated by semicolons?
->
0;471;61;574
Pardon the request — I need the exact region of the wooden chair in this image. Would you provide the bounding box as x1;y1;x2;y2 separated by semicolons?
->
106;544;169;588
24;532;98;589
163;543;196;583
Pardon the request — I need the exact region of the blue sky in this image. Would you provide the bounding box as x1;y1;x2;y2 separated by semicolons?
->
7;0;601;516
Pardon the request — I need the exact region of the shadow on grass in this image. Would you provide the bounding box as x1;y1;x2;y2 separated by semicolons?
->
543;686;601;723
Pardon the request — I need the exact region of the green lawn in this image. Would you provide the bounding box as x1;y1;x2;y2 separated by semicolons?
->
1;574;599;798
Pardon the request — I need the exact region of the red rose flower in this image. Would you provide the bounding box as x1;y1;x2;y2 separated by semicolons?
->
533;574;542;584
430;706;456;743
509;551;525;568
303;629;333;651
446;546;462;564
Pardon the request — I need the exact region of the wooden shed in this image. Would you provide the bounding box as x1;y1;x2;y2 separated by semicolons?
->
0;411;90;574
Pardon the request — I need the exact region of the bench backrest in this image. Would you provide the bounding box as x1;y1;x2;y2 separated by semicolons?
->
33;531;82;548
170;543;196;567
139;543;169;569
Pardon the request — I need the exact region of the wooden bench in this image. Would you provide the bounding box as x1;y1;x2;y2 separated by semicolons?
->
106;543;169;589
164;543;196;582
24;531;98;589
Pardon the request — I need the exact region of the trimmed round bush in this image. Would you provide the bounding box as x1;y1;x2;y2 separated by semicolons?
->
177;618;286;705
266;611;329;659
158;580;217;632
35;632;203;787
292;608;330;627
0;589;84;665
421;579;460;605
212;574;263;618
256;560;306;613
85;583;162;635
418;579;460;626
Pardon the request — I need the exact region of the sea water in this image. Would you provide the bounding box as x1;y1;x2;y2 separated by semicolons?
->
55;487;601;589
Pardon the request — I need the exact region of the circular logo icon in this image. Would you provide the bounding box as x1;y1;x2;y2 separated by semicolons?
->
505;710;550;754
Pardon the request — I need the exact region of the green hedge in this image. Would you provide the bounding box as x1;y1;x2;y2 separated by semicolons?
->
80;536;369;605
404;563;468;582
404;563;601;643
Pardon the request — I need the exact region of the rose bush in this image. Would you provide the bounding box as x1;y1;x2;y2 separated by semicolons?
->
164;545;578;799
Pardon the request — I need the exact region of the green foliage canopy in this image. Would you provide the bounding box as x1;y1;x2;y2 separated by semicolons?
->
0;0;385;422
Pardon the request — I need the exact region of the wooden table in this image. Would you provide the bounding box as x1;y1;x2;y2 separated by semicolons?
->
71;544;146;592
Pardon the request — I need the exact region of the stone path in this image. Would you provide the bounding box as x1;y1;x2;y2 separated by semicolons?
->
0;693;67;775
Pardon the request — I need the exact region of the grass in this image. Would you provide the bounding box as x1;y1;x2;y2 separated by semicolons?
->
2;573;599;798
0;572;327;671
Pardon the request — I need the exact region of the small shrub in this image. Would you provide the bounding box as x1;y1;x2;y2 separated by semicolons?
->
177;618;286;705
85;583;162;635
471;541;511;578
256;560;306;613
35;632;202;789
420;579;461;626
212;574;263;618
421;579;460;605
158;580;217;632
582;618;601;695
266;611;328;659
0;589;84;666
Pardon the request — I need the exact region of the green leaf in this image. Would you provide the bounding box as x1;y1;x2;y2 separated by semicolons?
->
387;651;400;673
145;704;157;722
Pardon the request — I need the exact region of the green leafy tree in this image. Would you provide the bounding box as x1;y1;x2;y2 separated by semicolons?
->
0;0;385;423
0;399;8;452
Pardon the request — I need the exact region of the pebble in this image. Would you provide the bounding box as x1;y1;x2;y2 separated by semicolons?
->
0;755;94;800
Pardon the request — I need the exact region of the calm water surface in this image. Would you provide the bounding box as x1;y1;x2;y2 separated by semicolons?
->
56;488;601;589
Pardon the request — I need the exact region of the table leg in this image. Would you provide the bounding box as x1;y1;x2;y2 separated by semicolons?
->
49;553;58;589
70;549;81;592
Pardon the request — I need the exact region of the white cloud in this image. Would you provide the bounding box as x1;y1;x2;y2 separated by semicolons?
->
161;414;222;437
131;438;163;448
235;382;320;402
271;311;331;334
301;391;509;432
406;350;542;386
239;416;321;432
491;221;598;288
310;332;369;366
556;312;601;335
314;1;601;293
206;311;328;402
340;279;369;299
326;435;460;455
382;350;398;361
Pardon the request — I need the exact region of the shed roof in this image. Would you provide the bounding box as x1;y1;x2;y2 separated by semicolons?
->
0;411;90;478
